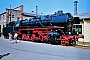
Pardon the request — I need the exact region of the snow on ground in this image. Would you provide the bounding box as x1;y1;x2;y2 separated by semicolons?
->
0;37;90;60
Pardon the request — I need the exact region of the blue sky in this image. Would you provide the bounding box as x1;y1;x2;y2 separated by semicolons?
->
0;0;90;15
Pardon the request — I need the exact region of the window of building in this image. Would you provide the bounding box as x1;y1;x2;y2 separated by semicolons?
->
9;15;11;18
73;25;82;34
3;15;5;19
3;25;5;27
12;15;14;18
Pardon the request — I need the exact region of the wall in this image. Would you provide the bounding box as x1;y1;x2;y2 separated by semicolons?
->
14;5;23;20
8;9;21;22
0;13;6;33
0;13;6;23
6;5;24;24
84;20;90;42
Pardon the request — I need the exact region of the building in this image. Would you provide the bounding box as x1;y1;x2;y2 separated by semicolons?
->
73;12;90;44
0;5;36;35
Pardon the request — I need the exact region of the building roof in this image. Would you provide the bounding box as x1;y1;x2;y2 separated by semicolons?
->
0;12;6;15
0;10;37;17
14;5;23;9
22;12;37;17
73;12;90;20
0;9;21;15
7;9;21;12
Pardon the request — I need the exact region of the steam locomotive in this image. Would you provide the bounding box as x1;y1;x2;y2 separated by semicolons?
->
3;10;81;46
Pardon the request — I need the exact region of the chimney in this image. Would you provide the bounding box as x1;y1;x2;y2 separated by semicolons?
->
6;8;9;25
20;5;23;20
36;6;38;18
74;1;78;15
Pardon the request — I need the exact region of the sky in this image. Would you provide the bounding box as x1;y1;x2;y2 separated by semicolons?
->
0;0;90;15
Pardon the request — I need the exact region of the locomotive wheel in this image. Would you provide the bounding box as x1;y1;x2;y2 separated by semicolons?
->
70;40;76;46
61;40;66;46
